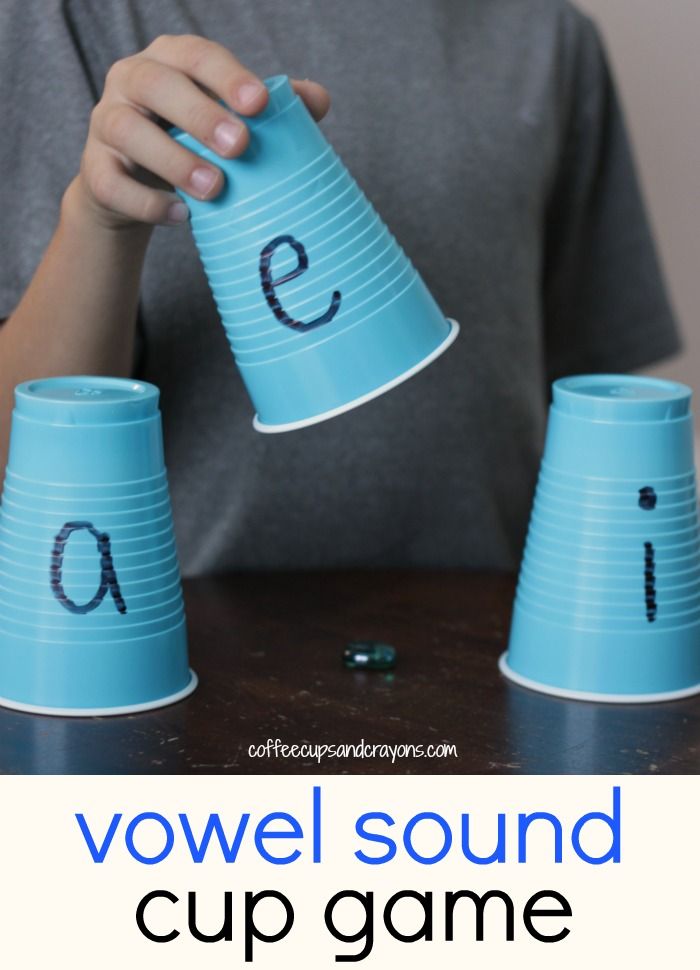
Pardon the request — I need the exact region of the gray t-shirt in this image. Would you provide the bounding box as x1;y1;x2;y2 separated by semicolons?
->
0;0;680;575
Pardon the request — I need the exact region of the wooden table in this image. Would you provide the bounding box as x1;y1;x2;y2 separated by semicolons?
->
0;571;698;774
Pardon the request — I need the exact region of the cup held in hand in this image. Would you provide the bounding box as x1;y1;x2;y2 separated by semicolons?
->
173;75;458;431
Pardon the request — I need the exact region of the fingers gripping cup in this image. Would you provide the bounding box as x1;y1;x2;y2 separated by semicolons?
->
172;75;459;431
500;375;700;703
0;377;197;716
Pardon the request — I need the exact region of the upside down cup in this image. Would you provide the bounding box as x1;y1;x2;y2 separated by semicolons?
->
500;375;700;703
172;74;459;431
0;377;197;715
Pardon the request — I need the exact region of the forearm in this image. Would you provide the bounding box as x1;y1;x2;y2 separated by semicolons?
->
0;176;152;472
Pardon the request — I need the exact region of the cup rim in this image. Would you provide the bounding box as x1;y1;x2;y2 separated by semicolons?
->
499;653;700;704
253;318;460;433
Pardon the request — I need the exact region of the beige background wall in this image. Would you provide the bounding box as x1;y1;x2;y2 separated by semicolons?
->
574;0;699;389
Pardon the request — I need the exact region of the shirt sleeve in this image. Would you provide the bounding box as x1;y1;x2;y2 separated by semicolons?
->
0;0;96;320
542;8;681;383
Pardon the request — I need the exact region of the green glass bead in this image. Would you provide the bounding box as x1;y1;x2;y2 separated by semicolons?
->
343;641;397;671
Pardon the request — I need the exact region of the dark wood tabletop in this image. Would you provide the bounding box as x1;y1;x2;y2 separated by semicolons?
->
0;570;698;774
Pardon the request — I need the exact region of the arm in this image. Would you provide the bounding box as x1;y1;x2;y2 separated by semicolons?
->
0;180;150;467
0;33;330;474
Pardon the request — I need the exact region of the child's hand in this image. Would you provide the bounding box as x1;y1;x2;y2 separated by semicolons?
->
75;34;330;230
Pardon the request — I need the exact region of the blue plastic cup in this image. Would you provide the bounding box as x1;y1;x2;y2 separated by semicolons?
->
500;375;700;703
0;377;197;715
172;75;459;431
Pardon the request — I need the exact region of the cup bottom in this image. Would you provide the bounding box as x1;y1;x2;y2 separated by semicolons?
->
0;668;198;717
253;317;460;433
498;653;700;705
0;617;193;712
503;602;700;699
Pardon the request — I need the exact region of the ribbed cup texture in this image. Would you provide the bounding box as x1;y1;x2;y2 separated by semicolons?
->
173;75;456;428
0;377;193;713
504;375;700;699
